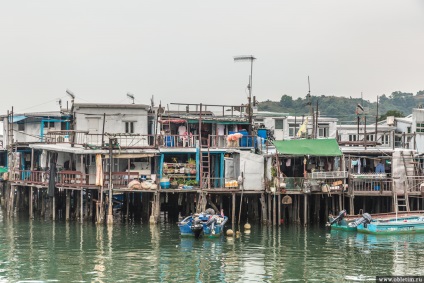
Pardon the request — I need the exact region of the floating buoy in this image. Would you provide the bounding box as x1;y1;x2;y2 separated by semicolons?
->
236;231;241;238
244;230;251;235
226;229;234;236
244;223;251;230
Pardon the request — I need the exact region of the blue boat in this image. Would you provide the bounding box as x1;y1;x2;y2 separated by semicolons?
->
178;209;228;238
352;213;424;235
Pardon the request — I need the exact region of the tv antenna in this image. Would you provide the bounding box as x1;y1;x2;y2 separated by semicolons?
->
127;93;135;104
234;55;256;135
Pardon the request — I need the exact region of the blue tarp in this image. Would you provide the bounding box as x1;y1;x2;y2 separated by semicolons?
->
8;115;27;123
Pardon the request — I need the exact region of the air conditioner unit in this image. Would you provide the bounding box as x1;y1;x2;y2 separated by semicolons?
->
387;116;395;126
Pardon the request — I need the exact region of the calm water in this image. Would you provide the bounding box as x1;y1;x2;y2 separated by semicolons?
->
0;212;423;282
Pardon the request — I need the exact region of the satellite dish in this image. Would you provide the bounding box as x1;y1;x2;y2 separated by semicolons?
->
157;107;165;114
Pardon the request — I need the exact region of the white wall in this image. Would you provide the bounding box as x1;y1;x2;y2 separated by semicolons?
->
239;151;264;191
74;106;148;135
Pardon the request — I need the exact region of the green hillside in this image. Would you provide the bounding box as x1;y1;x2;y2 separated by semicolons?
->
258;90;424;122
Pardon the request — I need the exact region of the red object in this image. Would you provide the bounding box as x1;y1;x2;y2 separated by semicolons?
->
280;219;284;224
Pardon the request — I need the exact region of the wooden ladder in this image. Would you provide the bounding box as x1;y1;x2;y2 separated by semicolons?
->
200;139;211;189
394;192;410;213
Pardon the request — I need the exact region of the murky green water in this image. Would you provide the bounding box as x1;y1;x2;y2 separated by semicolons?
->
0;212;423;282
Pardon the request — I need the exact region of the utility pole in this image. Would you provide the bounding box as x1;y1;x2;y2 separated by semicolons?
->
234;55;256;136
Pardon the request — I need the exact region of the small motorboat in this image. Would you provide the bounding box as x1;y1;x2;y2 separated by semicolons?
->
350;213;424;235
326;210;358;232
178;208;228;238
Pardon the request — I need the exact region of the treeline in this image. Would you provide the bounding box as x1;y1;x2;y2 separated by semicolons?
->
258;90;424;122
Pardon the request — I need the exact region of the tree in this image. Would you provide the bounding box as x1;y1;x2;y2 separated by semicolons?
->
379;110;404;121
280;95;293;108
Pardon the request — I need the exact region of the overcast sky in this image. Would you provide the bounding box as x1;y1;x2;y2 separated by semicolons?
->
1;0;423;115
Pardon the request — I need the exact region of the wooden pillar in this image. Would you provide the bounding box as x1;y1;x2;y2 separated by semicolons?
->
349;196;354;215
231;192;236;226
339;194;342;212
80;189;84;223
260;193;267;224
272;193;276;226
126;192;130;220
66;190;70;221
278;194;281;226
268;193;272;225
52;194;56;220
303;194;308;226
29;187;33;219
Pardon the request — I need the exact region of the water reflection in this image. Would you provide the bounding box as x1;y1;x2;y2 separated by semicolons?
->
0;214;424;282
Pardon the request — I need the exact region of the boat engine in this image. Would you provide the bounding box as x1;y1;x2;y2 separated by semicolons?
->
349;213;372;228
191;218;204;238
329;210;347;225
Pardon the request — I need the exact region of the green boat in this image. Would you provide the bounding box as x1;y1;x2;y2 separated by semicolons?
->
327;210;358;232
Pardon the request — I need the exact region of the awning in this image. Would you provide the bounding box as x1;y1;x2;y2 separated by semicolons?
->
159;119;187;124
9;115;27;123
273;138;342;156
104;153;156;159
187;119;249;124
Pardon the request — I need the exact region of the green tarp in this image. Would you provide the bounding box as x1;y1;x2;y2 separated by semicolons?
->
273;138;342;156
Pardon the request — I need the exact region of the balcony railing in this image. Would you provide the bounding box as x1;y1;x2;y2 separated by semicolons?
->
209;135;256;149
44;131;156;148
160;135;199;148
349;176;393;194
406;176;424;193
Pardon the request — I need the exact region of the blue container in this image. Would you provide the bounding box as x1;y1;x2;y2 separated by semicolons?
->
257;129;267;140
160;180;170;189
165;136;174;147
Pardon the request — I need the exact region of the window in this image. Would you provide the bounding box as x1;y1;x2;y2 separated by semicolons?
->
61;122;68;130
407;127;411;134
416;123;424;133
288;124;300;137
18;123;25;131
348;135;357;141
366;135;374;141
125;122;134;133
275;119;284;130
381;134;390;145
43;121;55;128
318;124;329;137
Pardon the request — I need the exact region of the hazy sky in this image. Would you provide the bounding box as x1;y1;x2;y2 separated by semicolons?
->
1;0;423;115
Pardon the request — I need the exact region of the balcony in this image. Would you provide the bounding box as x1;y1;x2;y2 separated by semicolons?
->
348;174;393;195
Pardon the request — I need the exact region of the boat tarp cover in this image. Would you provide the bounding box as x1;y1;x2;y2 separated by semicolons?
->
273;138;342;156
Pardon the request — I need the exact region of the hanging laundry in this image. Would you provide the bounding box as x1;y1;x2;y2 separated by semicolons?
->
334;157;340;170
357;159;361;174
286;159;291;167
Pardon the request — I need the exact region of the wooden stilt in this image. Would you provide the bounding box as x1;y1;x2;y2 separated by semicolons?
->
303;194;308;226
278;194;281;226
260;193;267;224
231;192;236;226
80;189;83;223
349;196;354;215
29;187;33;219
268;193;272;225
272;193;276;226
66;190;70;221
52;194;56;220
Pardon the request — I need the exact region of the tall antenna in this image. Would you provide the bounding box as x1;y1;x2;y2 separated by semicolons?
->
234;55;256;135
127;93;135;104
306;76;312;116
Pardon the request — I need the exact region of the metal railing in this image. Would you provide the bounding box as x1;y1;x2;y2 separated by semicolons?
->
209;135;256;149
349;177;393;193
307;171;348;179
406;176;424;193
160;134;199;148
